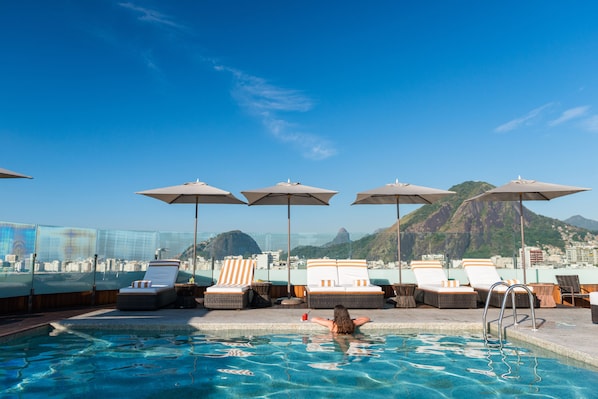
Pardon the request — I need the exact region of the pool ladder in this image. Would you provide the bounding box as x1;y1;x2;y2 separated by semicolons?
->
482;281;538;347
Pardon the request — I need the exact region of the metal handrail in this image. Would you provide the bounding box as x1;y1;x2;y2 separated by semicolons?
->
482;281;510;342
483;282;537;347
497;284;537;344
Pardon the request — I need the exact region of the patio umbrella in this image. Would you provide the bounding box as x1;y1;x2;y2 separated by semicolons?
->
466;177;590;283
0;167;32;179
352;179;455;284
136;180;246;275
241;180;338;304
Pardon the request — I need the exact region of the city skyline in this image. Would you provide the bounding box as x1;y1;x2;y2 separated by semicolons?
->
2;1;597;235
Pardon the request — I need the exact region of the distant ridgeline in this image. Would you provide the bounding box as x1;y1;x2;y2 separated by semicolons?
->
180;181;596;262
180;230;262;260
565;215;598;233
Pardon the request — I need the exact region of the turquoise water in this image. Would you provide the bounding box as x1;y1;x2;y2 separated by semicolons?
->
1;330;596;398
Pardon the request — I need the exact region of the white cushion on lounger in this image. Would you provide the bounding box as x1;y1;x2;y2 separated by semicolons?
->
472;283;533;293
306;259;339;285
336;259;369;286
417;284;475;293
144;263;179;286
306;259;343;292
118;260;179;294
205;285;249;293
462;259;532;293
336;259;382;292
462;259;502;287
411;260;474;293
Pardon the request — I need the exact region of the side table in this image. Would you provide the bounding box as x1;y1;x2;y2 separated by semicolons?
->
392;283;417;308
175;283;197;308
251;282;272;308
528;283;556;308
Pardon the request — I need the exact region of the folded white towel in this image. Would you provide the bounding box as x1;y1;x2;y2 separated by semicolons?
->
132;280;152;288
441;280;460;288
319;279;335;287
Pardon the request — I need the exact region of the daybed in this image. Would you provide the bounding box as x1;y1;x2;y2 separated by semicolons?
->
462;258;536;308
116;259;180;310
305;259;384;309
204;258;255;310
410;260;478;308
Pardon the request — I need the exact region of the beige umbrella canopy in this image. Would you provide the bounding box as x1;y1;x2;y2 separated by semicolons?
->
0;167;32;179
466;177;591;283
352;179;456;284
136;180;246;275
242;180;338;303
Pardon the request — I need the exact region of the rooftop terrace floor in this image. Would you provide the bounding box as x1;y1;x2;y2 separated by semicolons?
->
2;302;597;369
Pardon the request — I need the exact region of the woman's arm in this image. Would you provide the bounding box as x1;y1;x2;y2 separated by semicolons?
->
311;316;334;330
352;316;371;327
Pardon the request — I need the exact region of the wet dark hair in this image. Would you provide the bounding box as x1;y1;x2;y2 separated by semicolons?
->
333;304;354;334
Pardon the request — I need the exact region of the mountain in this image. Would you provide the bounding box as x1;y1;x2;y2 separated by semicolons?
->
324;228;351;247
293;181;594;262
564;215;598;232
180;230;262;260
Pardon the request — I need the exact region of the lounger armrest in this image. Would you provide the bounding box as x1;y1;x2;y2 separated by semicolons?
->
559;285;574;296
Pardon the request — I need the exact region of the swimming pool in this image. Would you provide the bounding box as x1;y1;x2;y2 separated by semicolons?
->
1;329;596;398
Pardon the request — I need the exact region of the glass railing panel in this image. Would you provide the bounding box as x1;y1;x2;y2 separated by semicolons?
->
0;222;36;298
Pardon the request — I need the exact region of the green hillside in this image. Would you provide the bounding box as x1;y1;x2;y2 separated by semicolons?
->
292;181;591;262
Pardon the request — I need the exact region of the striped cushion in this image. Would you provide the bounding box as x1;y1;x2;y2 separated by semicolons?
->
353;279;369;287
503;279;521;286
441;280;460;288
320;279;335;287
131;280;152;288
462;258;496;268
410;260;443;269
216;258;255;286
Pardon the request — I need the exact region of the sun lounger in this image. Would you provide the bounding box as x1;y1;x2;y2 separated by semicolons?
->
116;259;180;310
462;258;535;308
556;275;590;306
410;260;477;308
204;258;255;310
306;259;384;309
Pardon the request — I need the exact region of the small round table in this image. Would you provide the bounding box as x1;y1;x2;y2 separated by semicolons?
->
251;282;272;308
175;283;197;308
392;283;417;308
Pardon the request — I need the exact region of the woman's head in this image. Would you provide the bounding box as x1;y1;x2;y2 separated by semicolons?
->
333;304;354;334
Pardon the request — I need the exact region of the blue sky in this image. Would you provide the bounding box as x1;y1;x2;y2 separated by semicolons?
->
1;1;597;236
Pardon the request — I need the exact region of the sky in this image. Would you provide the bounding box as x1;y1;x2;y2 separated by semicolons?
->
1;1;597;237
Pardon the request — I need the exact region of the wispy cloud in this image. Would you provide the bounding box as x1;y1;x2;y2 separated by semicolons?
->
494;103;555;133
214;64;337;160
580;115;598;132
117;3;336;160
118;2;184;30
548;105;590;126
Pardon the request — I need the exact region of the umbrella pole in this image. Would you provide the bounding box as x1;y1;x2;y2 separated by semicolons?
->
193;198;198;278
287;196;291;298
280;195;302;306
396;197;402;285
519;196;527;284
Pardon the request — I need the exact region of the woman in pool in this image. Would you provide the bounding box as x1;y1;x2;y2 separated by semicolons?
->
310;304;371;334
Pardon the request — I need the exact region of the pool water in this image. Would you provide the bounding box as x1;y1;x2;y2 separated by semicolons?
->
1;329;596;398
